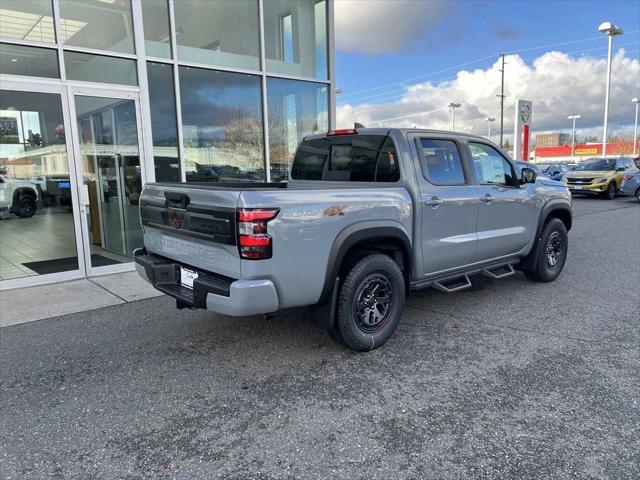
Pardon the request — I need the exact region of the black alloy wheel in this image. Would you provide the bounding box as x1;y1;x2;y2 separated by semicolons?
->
353;273;393;334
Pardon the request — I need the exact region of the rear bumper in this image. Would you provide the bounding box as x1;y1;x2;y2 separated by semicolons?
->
134;248;279;316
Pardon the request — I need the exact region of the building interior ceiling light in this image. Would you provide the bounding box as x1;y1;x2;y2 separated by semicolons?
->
0;9;86;43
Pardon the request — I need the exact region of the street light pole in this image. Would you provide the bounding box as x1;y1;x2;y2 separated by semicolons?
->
567;114;581;159
485;117;495;141
448;102;461;131
633;97;639;156
598;22;623;158
498;53;506;148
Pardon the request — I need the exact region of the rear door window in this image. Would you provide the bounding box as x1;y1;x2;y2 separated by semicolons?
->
418;138;466;185
291;135;400;182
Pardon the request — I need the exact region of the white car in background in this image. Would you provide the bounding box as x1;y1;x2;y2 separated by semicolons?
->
0;175;39;218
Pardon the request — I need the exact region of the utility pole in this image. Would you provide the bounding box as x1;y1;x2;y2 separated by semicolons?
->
497;53;506;148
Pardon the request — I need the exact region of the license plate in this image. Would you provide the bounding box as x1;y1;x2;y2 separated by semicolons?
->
573;185;582;190
180;267;198;290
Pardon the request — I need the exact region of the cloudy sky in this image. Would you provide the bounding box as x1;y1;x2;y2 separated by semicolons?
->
334;0;640;140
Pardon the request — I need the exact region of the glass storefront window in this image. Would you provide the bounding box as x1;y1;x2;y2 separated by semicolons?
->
174;0;260;71
147;62;180;182
142;0;172;59
179;66;264;182
264;0;327;80
64;52;137;86
0;43;59;78
0;90;79;280
0;0;56;43
267;78;328;182
58;0;135;54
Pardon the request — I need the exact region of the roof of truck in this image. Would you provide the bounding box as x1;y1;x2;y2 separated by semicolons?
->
303;128;495;143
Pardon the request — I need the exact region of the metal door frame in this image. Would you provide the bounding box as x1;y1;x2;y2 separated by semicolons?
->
0;78;86;290
66;85;146;278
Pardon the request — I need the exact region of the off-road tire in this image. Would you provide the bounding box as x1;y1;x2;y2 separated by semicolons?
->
334;253;405;351
15;195;37;218
523;218;568;282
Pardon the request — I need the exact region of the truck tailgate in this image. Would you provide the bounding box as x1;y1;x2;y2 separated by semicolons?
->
139;183;241;279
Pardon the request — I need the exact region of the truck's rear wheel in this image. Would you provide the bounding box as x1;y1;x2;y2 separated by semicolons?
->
334;253;405;351
523;218;568;282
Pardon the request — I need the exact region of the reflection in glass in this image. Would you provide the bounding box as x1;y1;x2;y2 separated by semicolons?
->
267;78;328;182
58;0;135;54
264;0;328;79
0;0;56;43
64;52;137;86
75;96;143;266
0;90;79;280
0;43;59;78
174;0;260;70
179;66;265;182
147;62;180;182
142;0;172;59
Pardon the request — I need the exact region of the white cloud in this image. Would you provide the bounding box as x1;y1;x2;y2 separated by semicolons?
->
337;50;640;139
334;0;451;54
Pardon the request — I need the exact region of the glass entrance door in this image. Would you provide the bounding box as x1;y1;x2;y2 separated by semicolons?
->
0;83;83;287
69;88;145;275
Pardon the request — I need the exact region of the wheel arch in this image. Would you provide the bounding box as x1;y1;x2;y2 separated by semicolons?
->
537;199;572;236
318;223;412;306
12;187;37;203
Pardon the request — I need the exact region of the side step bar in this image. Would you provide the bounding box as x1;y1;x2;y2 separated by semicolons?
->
481;264;515;280
433;274;472;293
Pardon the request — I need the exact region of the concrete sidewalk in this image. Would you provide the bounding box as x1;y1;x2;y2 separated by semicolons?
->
0;271;163;327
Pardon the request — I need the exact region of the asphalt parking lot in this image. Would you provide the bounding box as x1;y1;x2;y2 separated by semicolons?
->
2;196;639;479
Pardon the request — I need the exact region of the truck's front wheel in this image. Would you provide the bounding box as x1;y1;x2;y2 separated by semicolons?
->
15;195;37;218
334;253;405;351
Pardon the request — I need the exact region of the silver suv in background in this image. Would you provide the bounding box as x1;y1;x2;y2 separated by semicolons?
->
135;128;572;351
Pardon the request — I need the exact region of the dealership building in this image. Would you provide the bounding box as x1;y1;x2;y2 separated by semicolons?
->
0;0;335;289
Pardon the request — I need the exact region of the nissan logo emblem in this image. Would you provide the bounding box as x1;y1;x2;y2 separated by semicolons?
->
170;211;183;229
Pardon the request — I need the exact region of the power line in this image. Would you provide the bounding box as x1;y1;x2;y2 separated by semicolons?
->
338;41;640;108
350;46;639;129
338;54;497;100
505;29;639;55
337;32;640;102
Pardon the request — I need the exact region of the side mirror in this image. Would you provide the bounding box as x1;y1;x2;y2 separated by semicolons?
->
521;167;537;184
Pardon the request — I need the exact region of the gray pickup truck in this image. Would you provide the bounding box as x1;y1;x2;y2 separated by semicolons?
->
135;128;572;351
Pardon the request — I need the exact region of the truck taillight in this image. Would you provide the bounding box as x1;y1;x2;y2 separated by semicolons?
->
237;208;279;260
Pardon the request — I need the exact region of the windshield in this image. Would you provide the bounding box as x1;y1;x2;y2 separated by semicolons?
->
575;158;616;171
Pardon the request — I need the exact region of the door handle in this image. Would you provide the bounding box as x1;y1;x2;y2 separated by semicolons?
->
423;196;444;207
481;194;495;203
